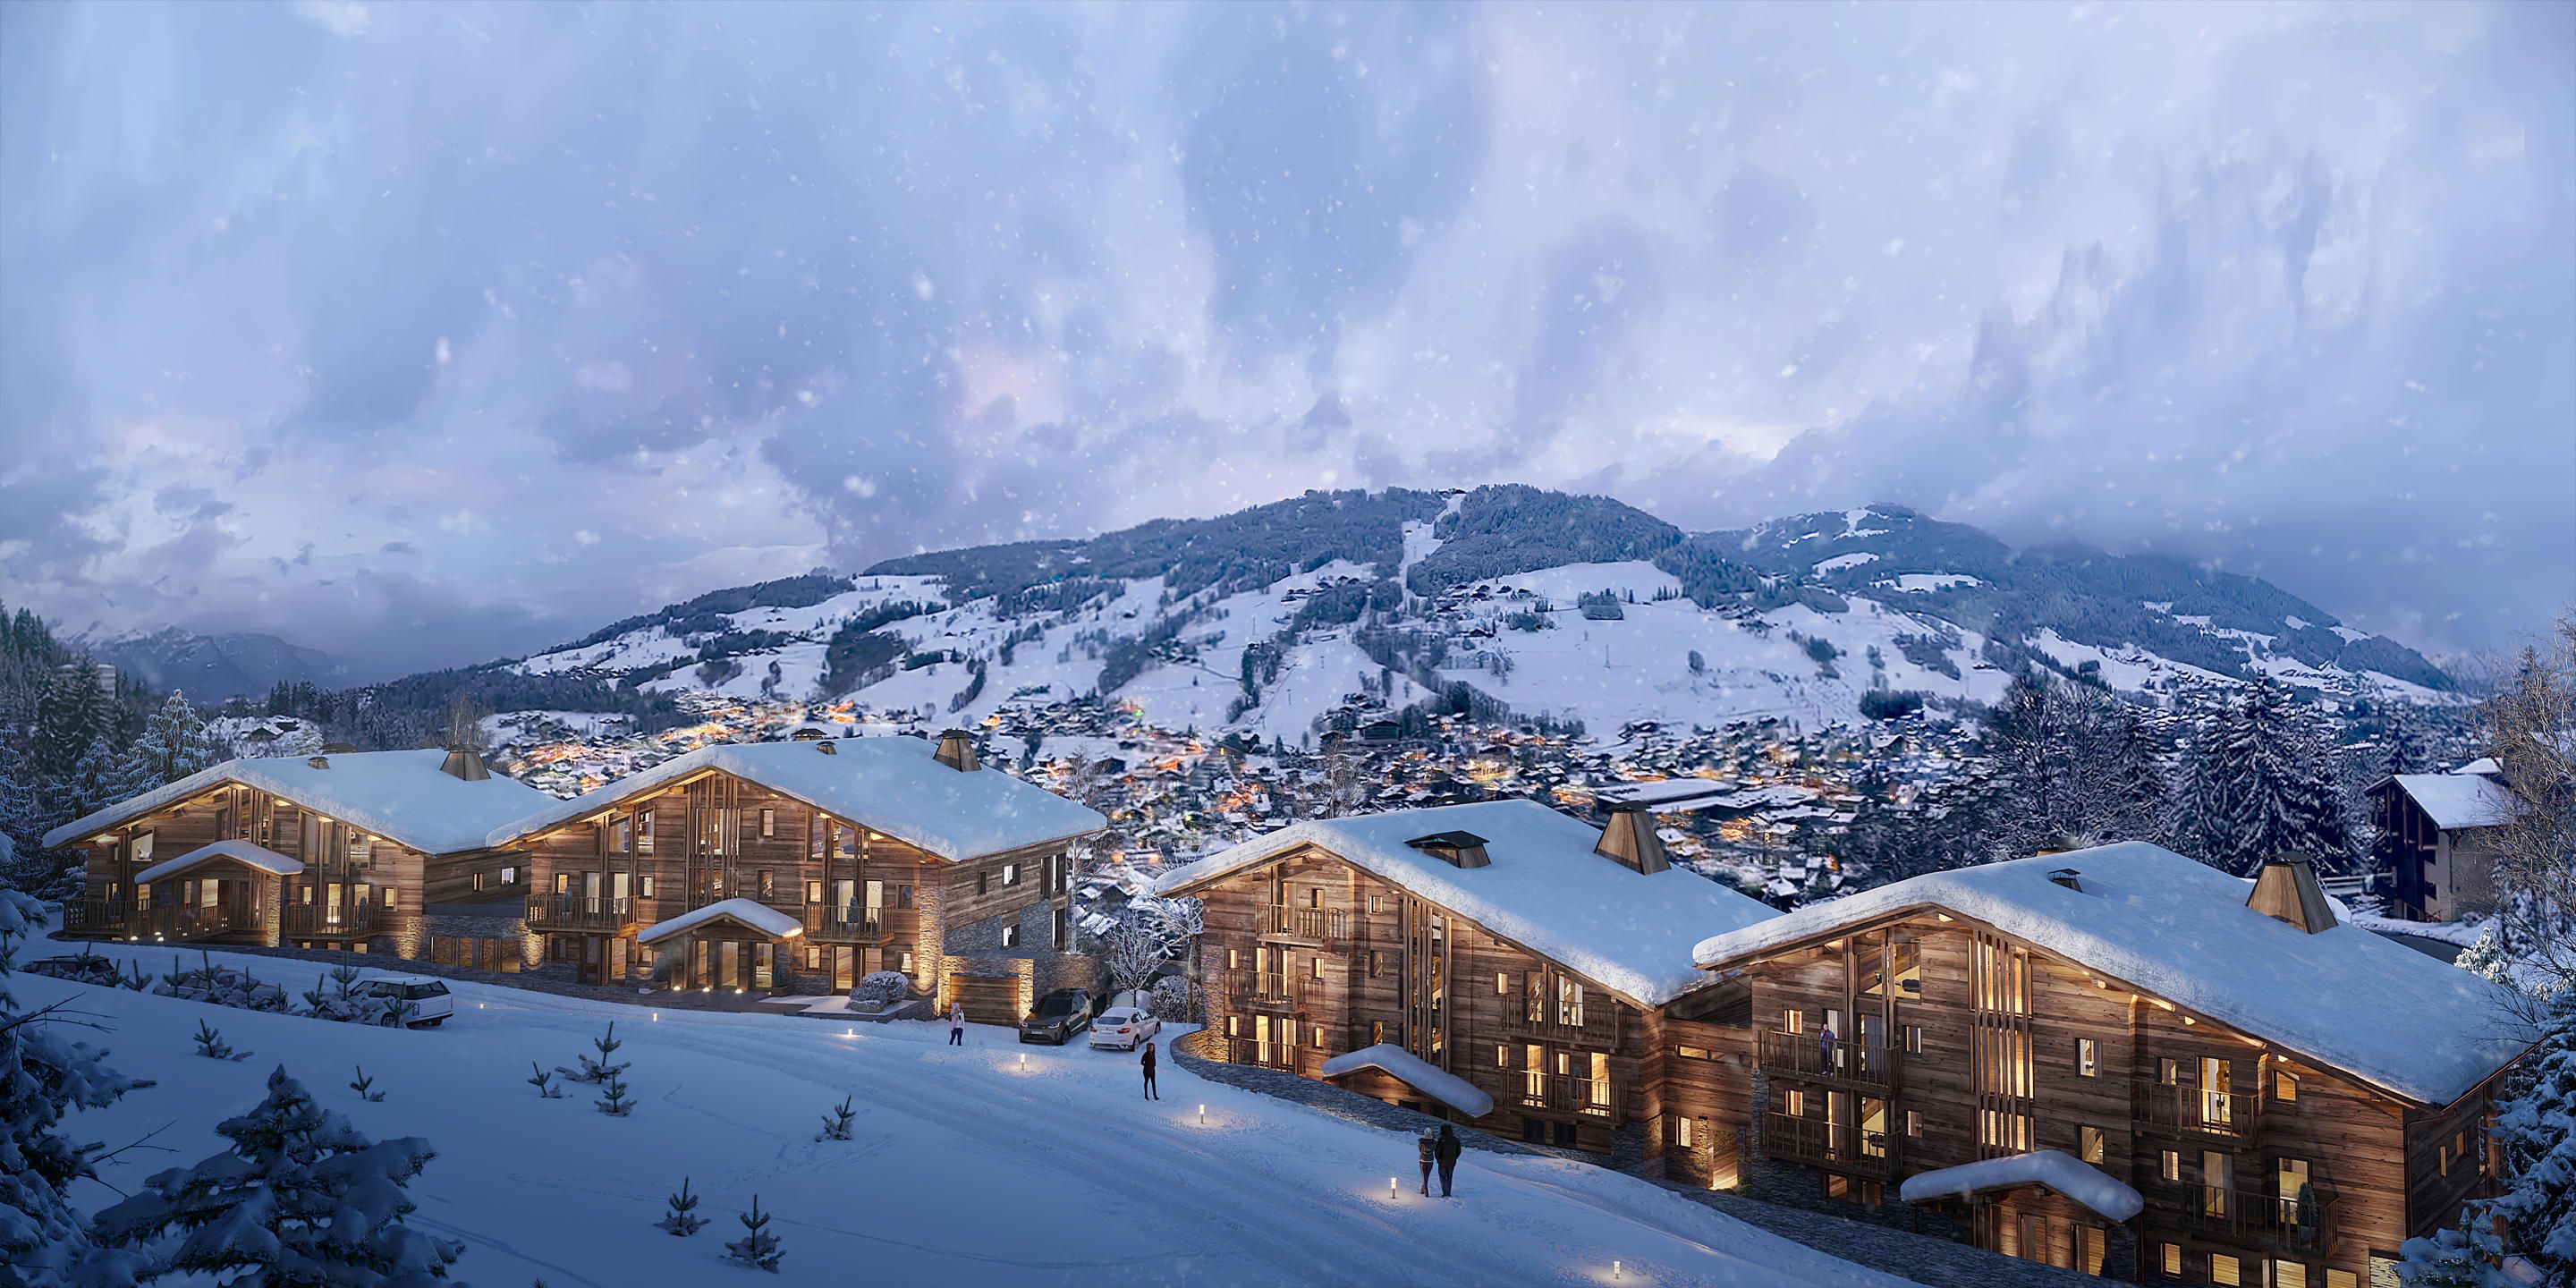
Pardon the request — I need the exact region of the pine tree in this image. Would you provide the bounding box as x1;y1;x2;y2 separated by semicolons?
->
2486;990;2576;1269
2394;1211;2501;1287
2182;680;2352;873
93;1065;464;1284
656;1176;706;1236
34;662;109;784
724;1194;784;1272
0;883;151;1286
69;738;149;821
2453;928;2521;992
816;1097;856;1142
129;692;224;788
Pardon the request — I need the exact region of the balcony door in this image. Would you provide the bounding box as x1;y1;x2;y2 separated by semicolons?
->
2277;1157;2310;1228
2202;1150;2233;1216
2200;1057;2233;1129
864;879;884;925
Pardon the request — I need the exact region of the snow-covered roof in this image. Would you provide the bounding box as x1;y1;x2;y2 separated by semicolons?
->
636;897;805;945
1317;1043;1496;1118
135;839;304;885
485;737;1106;861
2392;773;2515;831
1692;843;2529;1106
1156;800;1780;1007
41;750;556;855
1899;1151;2143;1223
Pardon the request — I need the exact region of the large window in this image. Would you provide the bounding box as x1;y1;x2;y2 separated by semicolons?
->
2076;1038;2098;1078
1973;939;2029;1013
1556;977;1586;1028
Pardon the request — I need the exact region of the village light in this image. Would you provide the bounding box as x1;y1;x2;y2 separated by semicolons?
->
1614;1260;1623;1280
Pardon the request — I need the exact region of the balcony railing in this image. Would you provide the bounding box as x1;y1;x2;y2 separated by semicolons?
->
523;894;635;934
1512;1074;1623;1118
2154;1182;2338;1255
1508;1002;1622;1044
1218;1034;1301;1072
1268;906;1355;944
802;903;884;943
128;902;259;943
1571;1076;1616;1118
61;898;128;936
1763;1112;1892;1177
1758;1029;1896;1088
282;901;378;938
2133;1081;2258;1139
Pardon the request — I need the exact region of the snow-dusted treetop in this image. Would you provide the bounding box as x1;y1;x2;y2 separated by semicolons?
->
135;837;305;885
2384;772;2517;832
1693;842;2532;1106
1899;1150;2144;1223
486;737;1106;861
1156;799;1779;1008
40;749;555;855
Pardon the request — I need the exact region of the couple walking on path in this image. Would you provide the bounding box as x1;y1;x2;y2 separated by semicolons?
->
1417;1124;1462;1197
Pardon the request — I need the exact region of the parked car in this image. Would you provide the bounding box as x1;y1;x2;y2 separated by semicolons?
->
1017;988;1093;1045
1086;1005;1161;1051
355;976;453;1028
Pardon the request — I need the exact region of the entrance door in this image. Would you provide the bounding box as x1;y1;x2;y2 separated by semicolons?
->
717;942;741;989
831;946;856;991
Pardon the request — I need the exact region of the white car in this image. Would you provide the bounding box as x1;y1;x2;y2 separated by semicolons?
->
356;976;454;1028
1086;1006;1161;1051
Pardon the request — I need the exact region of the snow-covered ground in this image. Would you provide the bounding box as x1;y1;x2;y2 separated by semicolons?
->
32;936;1898;1288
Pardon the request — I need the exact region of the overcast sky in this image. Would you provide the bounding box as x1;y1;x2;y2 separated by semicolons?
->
4;0;2569;678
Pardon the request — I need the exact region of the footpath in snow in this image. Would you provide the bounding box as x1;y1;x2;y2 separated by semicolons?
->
31;936;1900;1288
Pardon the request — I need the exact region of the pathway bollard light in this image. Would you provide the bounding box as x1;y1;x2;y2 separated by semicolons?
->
1199;1104;1207;1124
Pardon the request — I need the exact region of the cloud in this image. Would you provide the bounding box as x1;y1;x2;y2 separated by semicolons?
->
0;0;2564;671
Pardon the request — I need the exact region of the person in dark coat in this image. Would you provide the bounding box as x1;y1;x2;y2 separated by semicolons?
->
1140;1039;1161;1099
1434;1124;1462;1197
948;1003;967;1046
1416;1131;1437;1195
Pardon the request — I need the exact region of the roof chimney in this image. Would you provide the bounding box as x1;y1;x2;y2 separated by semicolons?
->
307;755;330;770
437;746;491;782
1595;805;1670;875
816;740;837;756
1404;831;1490;869
933;728;980;772
2246;853;2337;934
2047;868;2084;892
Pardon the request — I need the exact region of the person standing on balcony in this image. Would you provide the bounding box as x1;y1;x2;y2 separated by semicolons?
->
1417;1131;1437;1196
947;1002;966;1046
1434;1124;1462;1197
1140;1038;1160;1099
1819;1023;1838;1073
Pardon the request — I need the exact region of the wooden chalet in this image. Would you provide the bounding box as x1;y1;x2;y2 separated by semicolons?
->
2368;764;2515;922
1690;843;2534;1285
43;748;553;957
482;732;1106;1018
1153;799;1781;1171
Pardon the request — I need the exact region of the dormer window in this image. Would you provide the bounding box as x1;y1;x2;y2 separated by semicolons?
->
2048;868;2083;892
1404;830;1491;869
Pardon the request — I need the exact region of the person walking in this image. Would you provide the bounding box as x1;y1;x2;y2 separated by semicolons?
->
1416;1131;1436;1196
1140;1039;1161;1100
947;1002;966;1046
1434;1123;1462;1198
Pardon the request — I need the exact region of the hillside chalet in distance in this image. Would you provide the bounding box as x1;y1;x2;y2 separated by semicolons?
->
41;747;554;956
1153;799;1781;1171
1690;843;2532;1286
482;731;1105;1018
2368;758;2517;922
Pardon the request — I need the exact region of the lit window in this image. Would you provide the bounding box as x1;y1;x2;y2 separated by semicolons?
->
638;809;654;851
1784;1089;1807;1117
2080;1124;2105;1164
2159;1243;2182;1277
1003;863;1021;886
1001;925;1021;949
2326;1271;2357;1288
1905;1110;1922;1139
2160;1149;2181;1182
2275;1261;2307;1288
1309;957;1323;980
759;808;775;838
1495;1045;1508;1068
1677;1046;1712;1061
2211;1254;2241;1287
2077;1037;2098;1078
500;867;517;886
640;876;657;898
1676;1116;1695;1148
1783;1009;1805;1036
1496;971;1510;996
2275;1070;2300;1102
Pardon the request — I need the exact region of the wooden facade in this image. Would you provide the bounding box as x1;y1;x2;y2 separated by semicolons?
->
1173;842;1754;1172
509;765;1080;1017
2368;778;2501;923
1720;908;2510;1284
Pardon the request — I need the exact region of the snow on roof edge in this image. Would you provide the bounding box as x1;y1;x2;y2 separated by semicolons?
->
135;838;305;885
637;897;805;945
1899;1151;2144;1223
41;750;554;855
1318;1043;1496;1118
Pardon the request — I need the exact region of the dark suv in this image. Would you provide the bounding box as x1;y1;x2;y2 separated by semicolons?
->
1017;988;1093;1045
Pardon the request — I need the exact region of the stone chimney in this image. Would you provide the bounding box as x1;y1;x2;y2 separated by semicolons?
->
2246;853;2337;934
437;746;491;782
932;728;980;772
1595;804;1670;875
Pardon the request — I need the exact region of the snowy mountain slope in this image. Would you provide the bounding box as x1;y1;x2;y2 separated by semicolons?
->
486;488;2453;740
30;939;1899;1288
78;626;346;699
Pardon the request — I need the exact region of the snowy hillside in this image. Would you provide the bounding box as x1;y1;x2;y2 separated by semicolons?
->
30;937;1899;1288
485;489;2454;742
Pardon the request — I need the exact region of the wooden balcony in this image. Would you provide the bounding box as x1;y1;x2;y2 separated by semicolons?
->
2149;1182;2338;1257
128;902;260;944
1266;906;1360;945
801;903;884;944
523;894;636;935
2133;1081;2258;1140
1216;1034;1301;1072
1220;970;1311;1010
1504;1003;1622;1046
1763;1112;1893;1177
1758;1029;1896;1089
282;901;379;939
1513;1074;1623;1119
60;898;129;937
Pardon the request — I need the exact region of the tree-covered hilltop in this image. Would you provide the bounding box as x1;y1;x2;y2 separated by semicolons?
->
1403;486;1682;594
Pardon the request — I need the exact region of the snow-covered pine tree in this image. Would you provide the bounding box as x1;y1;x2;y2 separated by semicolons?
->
129;692;224;788
816;1097;855;1141
2484;989;2576;1271
528;1062;564;1098
92;1064;464;1285
656;1176;707;1236
34;661;110;784
724;1194;784;1272
563;1021;629;1084
0;884;151;1286
2183;679;2353;873
2394;1212;2502;1288
69;738;150;822
2453;928;2519;992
